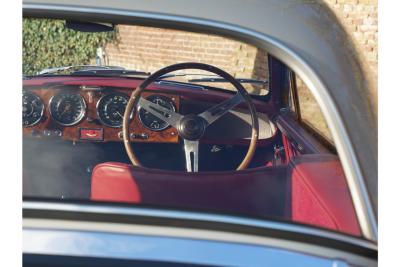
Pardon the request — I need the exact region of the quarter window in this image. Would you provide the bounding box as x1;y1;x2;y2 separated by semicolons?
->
292;74;334;144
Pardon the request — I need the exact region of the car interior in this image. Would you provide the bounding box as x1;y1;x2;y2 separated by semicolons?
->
23;19;361;237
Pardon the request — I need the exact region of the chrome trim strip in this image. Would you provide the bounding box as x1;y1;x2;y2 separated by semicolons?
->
23;227;354;267
22;3;377;241
23;218;375;266
23;201;377;251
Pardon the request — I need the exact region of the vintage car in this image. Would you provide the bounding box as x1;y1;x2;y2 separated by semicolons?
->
22;0;377;266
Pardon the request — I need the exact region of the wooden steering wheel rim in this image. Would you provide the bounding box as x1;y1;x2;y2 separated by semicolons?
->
123;62;259;171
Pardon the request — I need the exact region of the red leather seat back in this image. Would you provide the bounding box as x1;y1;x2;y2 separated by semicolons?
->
91;162;141;203
289;154;361;236
91;162;290;218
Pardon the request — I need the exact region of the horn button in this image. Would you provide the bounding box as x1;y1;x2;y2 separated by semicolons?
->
177;114;207;141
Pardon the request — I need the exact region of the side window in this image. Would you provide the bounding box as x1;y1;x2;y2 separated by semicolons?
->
290;73;334;145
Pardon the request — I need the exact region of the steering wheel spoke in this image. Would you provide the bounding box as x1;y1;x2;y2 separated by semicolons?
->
138;97;183;128
183;139;199;172
198;93;244;126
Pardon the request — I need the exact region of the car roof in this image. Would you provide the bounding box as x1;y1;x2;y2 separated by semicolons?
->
23;0;377;241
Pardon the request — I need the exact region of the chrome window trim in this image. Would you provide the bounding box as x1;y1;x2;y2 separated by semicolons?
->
23;219;375;266
22;2;377;241
23;227;358;267
23;201;377;251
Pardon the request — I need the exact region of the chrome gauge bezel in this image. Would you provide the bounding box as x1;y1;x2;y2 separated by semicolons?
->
49;93;87;126
22;91;45;127
96;92;130;128
138;94;176;132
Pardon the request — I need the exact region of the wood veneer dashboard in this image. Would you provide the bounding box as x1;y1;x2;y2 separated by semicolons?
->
22;86;180;143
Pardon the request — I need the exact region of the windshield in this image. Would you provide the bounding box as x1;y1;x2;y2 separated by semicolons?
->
23;18;269;96
23;18;361;238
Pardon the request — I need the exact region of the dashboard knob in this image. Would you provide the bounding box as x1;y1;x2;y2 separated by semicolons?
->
140;133;149;139
53;130;62;137
43;129;51;136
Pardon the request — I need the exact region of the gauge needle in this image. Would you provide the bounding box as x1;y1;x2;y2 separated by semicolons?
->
115;111;123;119
59;104;71;116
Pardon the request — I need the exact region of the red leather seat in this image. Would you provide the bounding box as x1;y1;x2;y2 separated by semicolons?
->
91;154;361;236
91;162;290;218
289;154;361;236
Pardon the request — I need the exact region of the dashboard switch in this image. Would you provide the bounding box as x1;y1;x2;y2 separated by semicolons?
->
43;129;51;136
128;133;149;140
53;130;62;137
79;128;104;141
140;133;149;139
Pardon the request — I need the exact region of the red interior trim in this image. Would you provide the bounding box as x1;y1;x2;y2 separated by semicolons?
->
290;155;361;236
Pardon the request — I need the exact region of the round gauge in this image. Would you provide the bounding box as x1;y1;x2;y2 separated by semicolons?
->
97;93;129;128
49;93;86;126
22;91;44;127
138;94;176;131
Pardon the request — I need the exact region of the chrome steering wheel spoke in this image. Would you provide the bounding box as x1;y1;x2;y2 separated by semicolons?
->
138;97;183;129
198;93;244;126
183;139;199;172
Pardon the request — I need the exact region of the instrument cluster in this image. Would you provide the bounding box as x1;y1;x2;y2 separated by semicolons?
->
22;88;180;143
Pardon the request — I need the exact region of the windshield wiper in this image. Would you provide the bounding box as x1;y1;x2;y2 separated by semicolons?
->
159;73;268;85
188;77;268;85
71;69;150;76
36;65;150;76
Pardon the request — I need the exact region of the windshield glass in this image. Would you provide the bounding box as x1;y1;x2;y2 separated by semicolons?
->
23;18;360;238
23;18;269;96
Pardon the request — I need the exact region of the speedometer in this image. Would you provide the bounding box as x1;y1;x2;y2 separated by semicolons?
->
138;94;176;131
22;91;44;127
49;93;86;126
97;93;129;128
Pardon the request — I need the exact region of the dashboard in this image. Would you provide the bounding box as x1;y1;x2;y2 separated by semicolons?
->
23;86;180;143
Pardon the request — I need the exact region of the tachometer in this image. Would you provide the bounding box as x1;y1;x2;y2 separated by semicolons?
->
22;91;44;127
49;93;86;126
97;93;129;128
138;94;176;131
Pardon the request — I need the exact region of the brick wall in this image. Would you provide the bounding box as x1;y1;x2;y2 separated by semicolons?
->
104;26;268;94
104;26;269;78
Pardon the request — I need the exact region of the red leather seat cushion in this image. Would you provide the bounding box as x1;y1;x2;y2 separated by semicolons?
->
91;162;289;218
289;154;361;236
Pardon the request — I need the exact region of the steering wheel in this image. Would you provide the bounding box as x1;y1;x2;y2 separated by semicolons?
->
123;62;259;172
